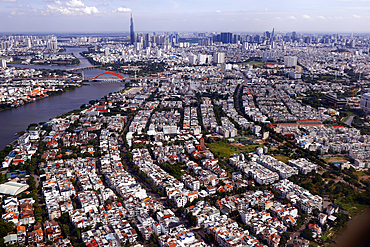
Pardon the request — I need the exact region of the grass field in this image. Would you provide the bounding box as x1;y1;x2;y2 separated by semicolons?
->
241;144;264;152
233;136;250;142
334;199;368;214
238;61;265;67
322;156;349;163
274;155;290;164
354;171;370;177
207;141;240;157
321;230;335;242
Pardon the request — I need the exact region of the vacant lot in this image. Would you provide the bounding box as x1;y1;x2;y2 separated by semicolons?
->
274;155;290;164
322;155;349;163
207;141;239;157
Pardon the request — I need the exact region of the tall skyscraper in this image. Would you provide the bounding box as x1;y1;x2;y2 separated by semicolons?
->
271;28;275;41
220;32;232;44
130;14;135;45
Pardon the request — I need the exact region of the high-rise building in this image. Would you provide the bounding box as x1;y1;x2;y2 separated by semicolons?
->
262;52;276;62
284;56;297;67
271;28;275;41
189;54;197;65
292;31;297;41
46;36;58;50
221;32;232;44
213;52;225;64
265;31;271;39
130;14;135;45
0;59;6;69
26;38;31;48
360;93;370;114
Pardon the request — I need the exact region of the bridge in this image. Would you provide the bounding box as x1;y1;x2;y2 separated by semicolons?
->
65;65;99;72
84;78;124;84
83;71;126;83
83;71;170;83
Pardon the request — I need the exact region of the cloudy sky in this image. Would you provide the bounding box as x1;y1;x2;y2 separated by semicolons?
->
1;0;370;33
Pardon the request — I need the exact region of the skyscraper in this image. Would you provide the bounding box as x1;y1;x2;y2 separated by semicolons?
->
220;32;232;44
271;28;275;41
130;14;135;45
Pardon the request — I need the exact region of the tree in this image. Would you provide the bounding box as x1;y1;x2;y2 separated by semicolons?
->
312;208;320;217
61;224;70;238
279;232;291;247
148;233;159;247
0;219;15;238
176;207;185;217
301;229;313;241
186;212;197;226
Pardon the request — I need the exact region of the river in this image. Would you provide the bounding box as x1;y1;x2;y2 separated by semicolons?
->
335;210;370;247
0;47;125;150
10;47;120;79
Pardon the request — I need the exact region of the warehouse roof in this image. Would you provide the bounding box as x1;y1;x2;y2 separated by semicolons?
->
0;182;29;196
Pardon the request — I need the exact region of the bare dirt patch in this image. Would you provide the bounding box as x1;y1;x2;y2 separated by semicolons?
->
323;156;349;163
359;176;370;181
230;143;244;147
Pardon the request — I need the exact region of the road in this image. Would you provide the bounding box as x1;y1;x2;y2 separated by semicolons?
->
287;217;310;245
234;77;247;115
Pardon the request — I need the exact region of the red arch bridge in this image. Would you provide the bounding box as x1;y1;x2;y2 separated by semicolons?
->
92;72;124;80
84;72;125;82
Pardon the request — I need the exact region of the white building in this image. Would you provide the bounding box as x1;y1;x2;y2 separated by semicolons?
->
0;59;6;69
189;54;197;65
262;52;276;62
213;52;225;64
360;93;370;114
284;56;297;67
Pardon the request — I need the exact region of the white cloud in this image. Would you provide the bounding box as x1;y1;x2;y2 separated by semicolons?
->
66;0;85;8
45;0;99;15
10;11;24;15
287;16;296;20
302;14;311;19
275;17;282;20
316;16;326;20
83;6;98;14
216;10;221;13
1;0;16;2
353;14;361;18
116;7;132;12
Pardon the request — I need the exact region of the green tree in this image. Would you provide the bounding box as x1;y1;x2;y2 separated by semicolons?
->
301;229;313;241
0;219;15;246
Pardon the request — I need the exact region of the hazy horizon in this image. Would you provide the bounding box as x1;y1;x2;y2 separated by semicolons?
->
1;0;370;33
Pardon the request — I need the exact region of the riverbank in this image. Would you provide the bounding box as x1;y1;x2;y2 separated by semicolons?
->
0;82;124;150
0;84;81;112
30;58;81;66
0;46;127;150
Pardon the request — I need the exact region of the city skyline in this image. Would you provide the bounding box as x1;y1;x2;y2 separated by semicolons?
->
1;0;370;33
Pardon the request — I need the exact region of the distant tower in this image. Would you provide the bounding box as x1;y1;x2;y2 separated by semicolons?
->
271;28;275;41
130;14;135;45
